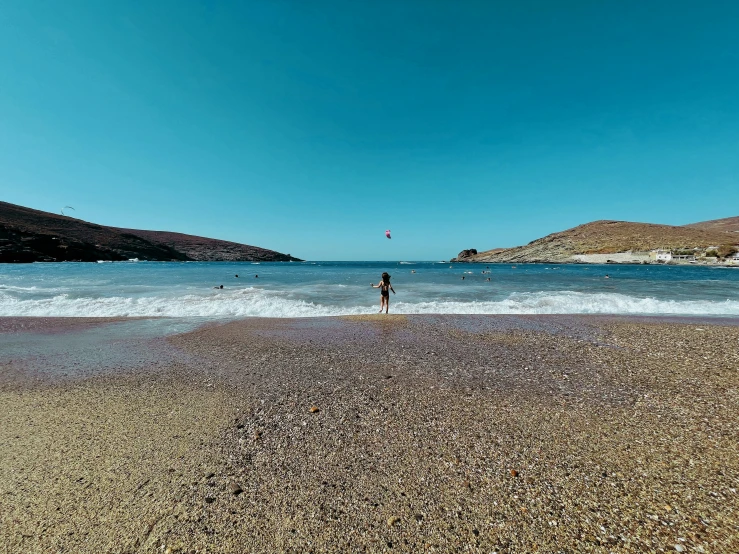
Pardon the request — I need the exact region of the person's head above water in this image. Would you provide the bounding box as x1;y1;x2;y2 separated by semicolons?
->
381;272;391;284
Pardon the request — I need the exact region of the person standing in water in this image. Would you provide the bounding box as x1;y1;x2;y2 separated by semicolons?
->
370;272;395;313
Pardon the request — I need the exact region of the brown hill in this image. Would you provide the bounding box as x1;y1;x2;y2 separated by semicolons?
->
0;201;300;263
113;228;298;263
453;219;739;263
684;216;739;234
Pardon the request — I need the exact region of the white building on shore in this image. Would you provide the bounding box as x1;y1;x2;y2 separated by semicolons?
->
649;249;672;262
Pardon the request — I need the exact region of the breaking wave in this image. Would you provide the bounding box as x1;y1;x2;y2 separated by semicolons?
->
1;288;738;318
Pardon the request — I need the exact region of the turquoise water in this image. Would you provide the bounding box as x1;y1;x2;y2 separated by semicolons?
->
1;261;738;317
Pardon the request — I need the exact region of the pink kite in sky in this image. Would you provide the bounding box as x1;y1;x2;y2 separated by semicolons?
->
385;230;391;239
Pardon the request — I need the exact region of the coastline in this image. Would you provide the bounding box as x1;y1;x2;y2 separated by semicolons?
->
1;315;738;552
452;258;739;266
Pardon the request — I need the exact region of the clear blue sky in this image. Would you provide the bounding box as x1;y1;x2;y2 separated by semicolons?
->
1;1;738;260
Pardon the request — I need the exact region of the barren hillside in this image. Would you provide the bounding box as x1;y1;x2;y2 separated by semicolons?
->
453;219;739;263
684;216;739;234
0;201;300;263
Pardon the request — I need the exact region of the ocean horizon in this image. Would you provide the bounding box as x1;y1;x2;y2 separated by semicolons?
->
2;261;738;319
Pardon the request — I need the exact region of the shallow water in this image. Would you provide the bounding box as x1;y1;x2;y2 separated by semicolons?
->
0;318;201;378
1;261;738;318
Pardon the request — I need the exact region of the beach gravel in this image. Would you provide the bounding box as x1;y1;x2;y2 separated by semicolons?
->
1;315;738;553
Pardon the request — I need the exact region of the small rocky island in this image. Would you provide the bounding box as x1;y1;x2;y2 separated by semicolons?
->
0;201;301;263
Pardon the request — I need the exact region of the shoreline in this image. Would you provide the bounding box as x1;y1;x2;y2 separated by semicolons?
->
1;315;738;552
3;313;739;325
452;259;739;266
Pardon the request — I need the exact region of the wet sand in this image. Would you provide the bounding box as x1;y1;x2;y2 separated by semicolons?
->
1;315;738;553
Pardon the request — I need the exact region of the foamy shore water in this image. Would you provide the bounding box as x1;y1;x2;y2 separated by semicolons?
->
2;261;739;318
3;289;739;318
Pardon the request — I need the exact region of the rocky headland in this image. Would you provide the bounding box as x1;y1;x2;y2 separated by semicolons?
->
0;201;301;262
452;219;739;264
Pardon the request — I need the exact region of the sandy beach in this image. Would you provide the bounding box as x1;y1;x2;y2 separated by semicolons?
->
1;315;738;553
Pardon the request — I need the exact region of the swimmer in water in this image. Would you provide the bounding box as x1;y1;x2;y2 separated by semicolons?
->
213;285;223;289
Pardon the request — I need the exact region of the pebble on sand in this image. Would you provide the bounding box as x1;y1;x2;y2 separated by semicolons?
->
387;516;401;527
229;482;243;496
309;406;320;413
510;469;519;477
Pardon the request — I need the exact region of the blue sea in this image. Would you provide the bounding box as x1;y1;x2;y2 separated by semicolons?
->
1;261;739;318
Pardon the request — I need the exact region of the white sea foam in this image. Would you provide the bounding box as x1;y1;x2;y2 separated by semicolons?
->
1;288;738;318
0;287;345;318
0;285;40;291
392;292;739;315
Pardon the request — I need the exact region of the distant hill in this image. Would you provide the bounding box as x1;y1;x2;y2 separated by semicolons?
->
452;219;739;263
0;201;300;263
684;216;739;234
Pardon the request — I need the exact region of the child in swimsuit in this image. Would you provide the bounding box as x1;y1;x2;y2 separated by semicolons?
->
370;272;395;313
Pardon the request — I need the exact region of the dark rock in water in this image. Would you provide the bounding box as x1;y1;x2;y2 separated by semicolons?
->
456;249;478;260
450;249;479;262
